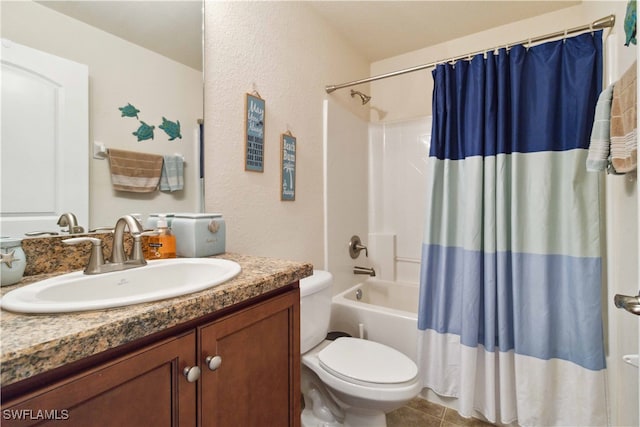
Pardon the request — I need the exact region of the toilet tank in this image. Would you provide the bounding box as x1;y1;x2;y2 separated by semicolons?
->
299;270;333;353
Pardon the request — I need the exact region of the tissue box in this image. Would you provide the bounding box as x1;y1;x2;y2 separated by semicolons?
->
171;213;226;257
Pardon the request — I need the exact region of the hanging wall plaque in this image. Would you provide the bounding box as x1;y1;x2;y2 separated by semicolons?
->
281;132;296;201
245;92;265;172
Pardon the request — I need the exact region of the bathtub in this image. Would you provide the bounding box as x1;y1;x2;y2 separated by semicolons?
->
329;278;419;362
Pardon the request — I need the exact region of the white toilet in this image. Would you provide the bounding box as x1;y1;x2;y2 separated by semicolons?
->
300;270;421;427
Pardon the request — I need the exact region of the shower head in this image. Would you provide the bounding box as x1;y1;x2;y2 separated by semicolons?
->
350;89;371;105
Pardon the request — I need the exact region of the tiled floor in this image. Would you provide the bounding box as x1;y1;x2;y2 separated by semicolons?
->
386;398;495;427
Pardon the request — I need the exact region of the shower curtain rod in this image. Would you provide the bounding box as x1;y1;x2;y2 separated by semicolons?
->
325;14;615;93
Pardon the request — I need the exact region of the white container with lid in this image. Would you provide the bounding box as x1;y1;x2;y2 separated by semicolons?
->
171;213;225;257
1;238;27;286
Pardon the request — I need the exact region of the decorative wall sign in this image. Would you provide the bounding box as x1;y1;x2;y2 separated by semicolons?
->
281;132;296;201
245;93;265;172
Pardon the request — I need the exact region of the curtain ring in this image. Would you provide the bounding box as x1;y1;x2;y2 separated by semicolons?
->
563;29;568;44
527;38;532;51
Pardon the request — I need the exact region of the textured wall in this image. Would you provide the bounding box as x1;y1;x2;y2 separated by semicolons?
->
203;2;369;267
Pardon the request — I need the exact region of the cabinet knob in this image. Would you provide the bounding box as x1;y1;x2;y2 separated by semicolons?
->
205;355;222;371
183;365;201;382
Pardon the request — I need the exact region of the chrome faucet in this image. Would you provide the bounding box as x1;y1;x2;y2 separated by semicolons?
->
353;266;376;277
110;215;145;264
63;215;154;274
57;212;84;234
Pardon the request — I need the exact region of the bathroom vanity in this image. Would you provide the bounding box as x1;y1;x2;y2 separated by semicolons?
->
0;253;312;427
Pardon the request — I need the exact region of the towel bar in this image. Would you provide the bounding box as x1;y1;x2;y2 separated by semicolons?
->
93;141;185;163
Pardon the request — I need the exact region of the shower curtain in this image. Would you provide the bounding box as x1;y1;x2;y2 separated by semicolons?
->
418;32;606;426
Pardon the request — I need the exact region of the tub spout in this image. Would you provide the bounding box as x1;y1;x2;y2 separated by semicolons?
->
353;266;375;277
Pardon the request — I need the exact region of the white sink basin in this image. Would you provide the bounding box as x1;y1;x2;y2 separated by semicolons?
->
0;258;241;314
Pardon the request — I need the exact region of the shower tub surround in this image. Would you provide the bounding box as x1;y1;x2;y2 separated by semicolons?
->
1;252;312;386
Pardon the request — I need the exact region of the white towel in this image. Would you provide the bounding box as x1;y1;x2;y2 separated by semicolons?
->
108;149;163;192
586;84;614;172
159;155;184;192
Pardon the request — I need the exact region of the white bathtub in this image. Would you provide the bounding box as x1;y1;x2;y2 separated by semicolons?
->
329;278;419;362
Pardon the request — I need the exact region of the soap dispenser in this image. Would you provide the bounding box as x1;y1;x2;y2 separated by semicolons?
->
146;215;176;259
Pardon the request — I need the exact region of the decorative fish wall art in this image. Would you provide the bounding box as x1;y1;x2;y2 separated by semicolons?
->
118;103;182;143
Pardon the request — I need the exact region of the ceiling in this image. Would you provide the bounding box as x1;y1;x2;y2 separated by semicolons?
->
37;1;581;69
308;1;581;62
35;1;203;70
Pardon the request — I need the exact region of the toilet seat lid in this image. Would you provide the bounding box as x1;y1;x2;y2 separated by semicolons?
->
318;337;417;385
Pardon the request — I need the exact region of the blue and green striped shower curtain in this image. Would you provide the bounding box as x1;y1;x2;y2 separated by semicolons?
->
418;32;607;426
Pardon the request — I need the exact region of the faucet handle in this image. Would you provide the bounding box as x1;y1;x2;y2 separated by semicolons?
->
349;235;368;259
130;230;159;263
89;226;114;233
25;231;59;237
63;237;105;274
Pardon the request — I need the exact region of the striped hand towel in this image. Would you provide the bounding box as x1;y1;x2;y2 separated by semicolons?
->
610;61;637;174
159;155;184;192
587;84;614;171
108;148;163;192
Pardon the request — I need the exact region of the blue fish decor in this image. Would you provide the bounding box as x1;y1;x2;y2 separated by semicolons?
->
159;117;182;141
119;103;140;119
133;121;155;141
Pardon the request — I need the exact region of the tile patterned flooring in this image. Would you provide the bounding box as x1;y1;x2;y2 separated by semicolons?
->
386;398;495;427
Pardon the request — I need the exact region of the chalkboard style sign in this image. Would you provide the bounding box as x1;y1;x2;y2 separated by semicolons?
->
281;132;296;201
245;93;265;172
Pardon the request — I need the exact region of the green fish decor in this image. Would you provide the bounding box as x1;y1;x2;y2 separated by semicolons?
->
159;117;182;141
119;103;140;119
133;121;155;141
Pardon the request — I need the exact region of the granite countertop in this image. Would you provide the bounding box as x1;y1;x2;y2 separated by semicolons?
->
0;253;313;386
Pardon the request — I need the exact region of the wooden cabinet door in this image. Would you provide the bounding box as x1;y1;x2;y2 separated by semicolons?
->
2;332;197;427
199;289;300;427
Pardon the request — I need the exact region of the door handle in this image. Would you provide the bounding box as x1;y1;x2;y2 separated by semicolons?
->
614;293;640;315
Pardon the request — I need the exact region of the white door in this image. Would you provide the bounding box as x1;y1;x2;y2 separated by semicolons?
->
1;38;88;237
